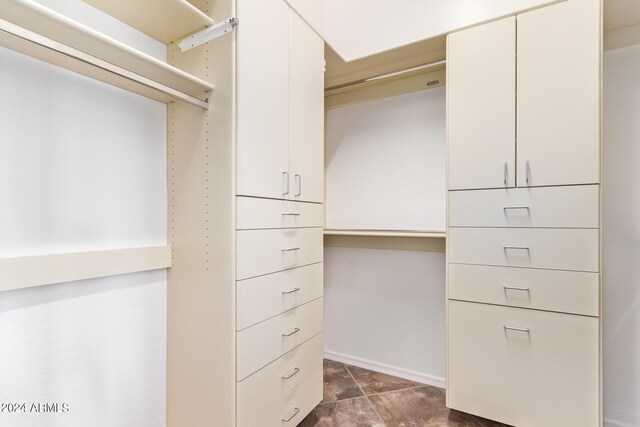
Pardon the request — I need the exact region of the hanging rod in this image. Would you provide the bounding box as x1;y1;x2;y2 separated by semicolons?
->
0;17;210;109
325;58;447;92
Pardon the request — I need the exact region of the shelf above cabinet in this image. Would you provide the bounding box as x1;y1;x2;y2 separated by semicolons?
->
324;229;446;239
82;0;214;44
0;0;213;109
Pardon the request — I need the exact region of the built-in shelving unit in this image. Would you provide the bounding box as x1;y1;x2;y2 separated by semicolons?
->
324;229;446;238
0;0;213;109
82;0;214;44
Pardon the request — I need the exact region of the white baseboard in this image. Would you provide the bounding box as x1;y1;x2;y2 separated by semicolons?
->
604;417;637;427
324;350;446;389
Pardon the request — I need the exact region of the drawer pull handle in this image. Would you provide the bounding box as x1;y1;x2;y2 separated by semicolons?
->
282;247;301;252
503;206;530;212
503;286;530;293
283;171;290;196
282;288;301;295
282;213;301;216
503;246;530;252
282;327;301;337
504;325;530;334
281;407;300;422
282;367;300;380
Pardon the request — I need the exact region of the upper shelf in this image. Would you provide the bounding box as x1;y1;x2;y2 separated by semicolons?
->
0;0;213;108
82;0;214;44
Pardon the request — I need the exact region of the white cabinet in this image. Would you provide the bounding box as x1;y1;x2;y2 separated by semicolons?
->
517;0;600;187
290;12;325;203
447;17;516;190
237;0;324;202
236;0;290;200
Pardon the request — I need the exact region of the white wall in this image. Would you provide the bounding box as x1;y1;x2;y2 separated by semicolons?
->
0;1;167;426
324;247;446;387
321;0;554;61
325;87;446;232
603;44;640;427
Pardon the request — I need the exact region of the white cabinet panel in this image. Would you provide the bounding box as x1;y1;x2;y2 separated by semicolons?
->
237;298;323;380
447;17;516;190
237;263;323;330
289;11;325;203
236;228;323;280
237;333;323;427
448;228;599;272
448;185;599;228
236;197;323;230
237;0;290;199
517;0;600;187
448;301;599;427
448;263;599;316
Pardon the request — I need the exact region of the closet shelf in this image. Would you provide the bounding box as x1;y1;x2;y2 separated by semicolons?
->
0;0;213;109
324;229;447;238
82;0;215;45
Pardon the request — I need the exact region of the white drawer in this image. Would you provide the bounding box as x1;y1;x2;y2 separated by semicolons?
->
448;301;599;427
237;298;323;380
237;197;323;230
448;264;599;316
236;228;323;280
448;185;599;228
237;333;323;427
237;263;323;330
448;227;599;272
247;367;322;427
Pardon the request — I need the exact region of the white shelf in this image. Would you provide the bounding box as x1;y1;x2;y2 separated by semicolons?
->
0;0;213;108
83;0;215;44
324;229;446;238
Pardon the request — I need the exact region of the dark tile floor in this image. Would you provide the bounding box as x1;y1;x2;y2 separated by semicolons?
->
300;359;510;427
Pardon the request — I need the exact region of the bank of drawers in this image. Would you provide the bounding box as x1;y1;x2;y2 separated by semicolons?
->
235;196;324;426
447;186;600;426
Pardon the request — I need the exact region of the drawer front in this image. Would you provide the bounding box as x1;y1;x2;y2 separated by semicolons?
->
237;333;323;427
237;298;323;380
237;228;323;280
237;263;323;330
247;367;322;427
448;185;599;228
237;197;323;230
448;301;599;427
448;264;599;316
448;227;599;272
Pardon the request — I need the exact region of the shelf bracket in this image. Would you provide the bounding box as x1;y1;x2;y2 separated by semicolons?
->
179;18;239;52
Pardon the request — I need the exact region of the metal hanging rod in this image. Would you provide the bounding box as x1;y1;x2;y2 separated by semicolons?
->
0;18;210;109
325;58;447;92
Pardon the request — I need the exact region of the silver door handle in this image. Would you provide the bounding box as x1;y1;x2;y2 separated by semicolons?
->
282;288;301;295
281;407;300;422
504;286;531;293
281;367;300;380
504;325;530;334
503;206;530;212
504;162;508;186
503;246;530;252
282;328;300;337
295;174;302;196
282;213;301;216
525;161;531;185
283;171;290;195
282;247;300;252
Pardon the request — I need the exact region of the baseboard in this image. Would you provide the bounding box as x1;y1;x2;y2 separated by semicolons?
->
324;350;446;389
604;417;637;427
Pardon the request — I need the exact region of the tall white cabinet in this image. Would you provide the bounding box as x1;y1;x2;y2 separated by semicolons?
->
168;0;325;425
446;1;602;426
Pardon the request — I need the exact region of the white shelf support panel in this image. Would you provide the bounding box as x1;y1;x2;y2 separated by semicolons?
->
0;0;213;109
0;246;172;292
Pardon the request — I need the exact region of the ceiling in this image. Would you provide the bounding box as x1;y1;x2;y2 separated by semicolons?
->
604;0;640;31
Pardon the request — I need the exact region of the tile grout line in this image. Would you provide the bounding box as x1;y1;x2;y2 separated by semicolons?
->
344;363;388;426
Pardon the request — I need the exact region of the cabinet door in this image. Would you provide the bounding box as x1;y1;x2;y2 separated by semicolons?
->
517;0;600;187
447;17;516;190
236;0;290;199
289;12;325;203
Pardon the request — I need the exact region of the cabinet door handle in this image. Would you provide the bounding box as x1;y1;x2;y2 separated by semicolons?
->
281;367;300;380
295;174;302;196
282;327;300;337
504;325;530;334
283;171;290;195
503;206;530;212
282;288;301;295
282;247;300;252
281;407;300;422
503;246;530;252
504;162;508;186
504;286;530;293
282;213;301;216
525;161;531;185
